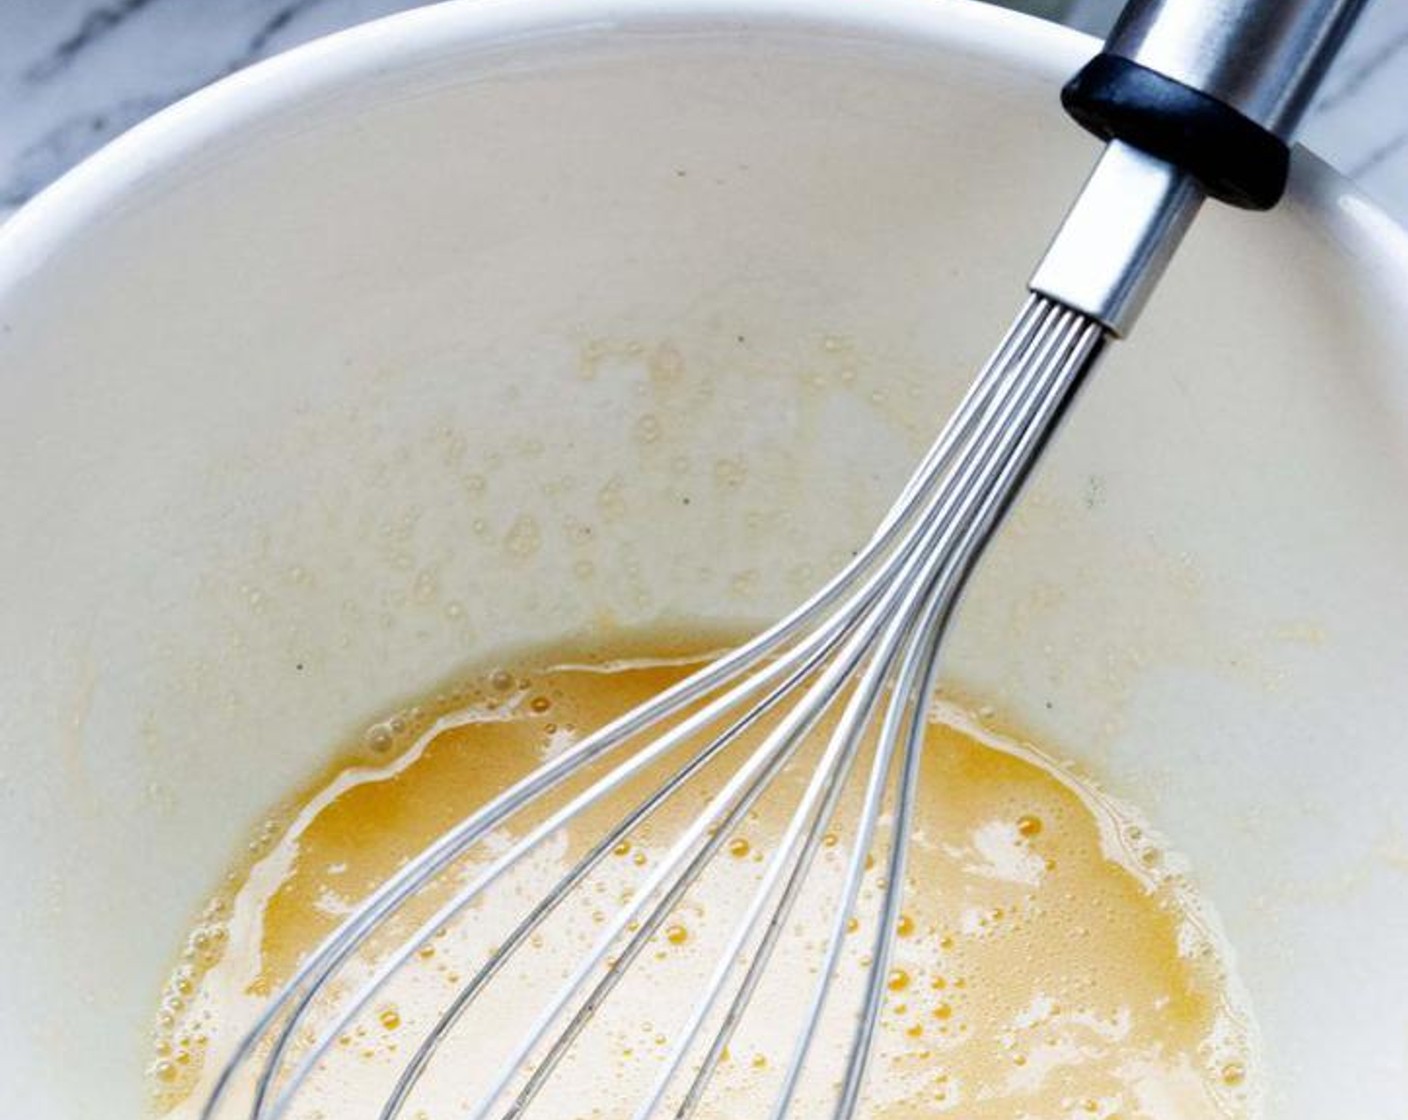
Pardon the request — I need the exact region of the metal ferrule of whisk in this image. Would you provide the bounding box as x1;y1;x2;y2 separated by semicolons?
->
202;1;1366;1118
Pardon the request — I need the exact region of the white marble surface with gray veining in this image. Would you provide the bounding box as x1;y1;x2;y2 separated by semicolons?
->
2;0;1407;222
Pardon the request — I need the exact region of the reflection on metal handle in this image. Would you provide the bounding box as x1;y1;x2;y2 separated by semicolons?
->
1106;0;1370;140
1029;141;1203;338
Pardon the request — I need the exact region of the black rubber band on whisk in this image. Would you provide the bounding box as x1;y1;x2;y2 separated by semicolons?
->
1062;53;1291;210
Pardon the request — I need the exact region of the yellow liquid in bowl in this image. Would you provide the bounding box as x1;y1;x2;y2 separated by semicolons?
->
149;640;1254;1118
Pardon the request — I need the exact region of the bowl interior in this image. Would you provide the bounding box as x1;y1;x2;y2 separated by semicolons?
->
2;1;1407;1115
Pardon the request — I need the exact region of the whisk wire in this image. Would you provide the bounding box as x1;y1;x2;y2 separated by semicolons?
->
632;529;951;1120
649;305;1103;1120
475;447;991;1120
485;300;1104;1120
379;320;1058;1116
272;624;844;1120
665;301;1101;1120
752;301;1099;1119
377;648;827;1120
252;295;1056;1120
212;292;1048;1120
834;307;1104;1119
209;295;1108;1120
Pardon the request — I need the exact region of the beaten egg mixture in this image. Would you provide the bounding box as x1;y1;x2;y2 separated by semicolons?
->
149;639;1255;1119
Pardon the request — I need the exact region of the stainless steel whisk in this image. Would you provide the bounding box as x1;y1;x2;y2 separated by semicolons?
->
204;0;1367;1116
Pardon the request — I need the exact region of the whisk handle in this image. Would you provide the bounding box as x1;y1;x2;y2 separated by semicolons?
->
1063;0;1369;209
1031;0;1369;335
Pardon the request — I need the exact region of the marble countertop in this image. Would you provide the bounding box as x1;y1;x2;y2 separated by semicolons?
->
2;0;1407;223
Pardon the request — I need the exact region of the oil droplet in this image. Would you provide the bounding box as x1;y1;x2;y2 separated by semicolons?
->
728;837;751;858
751;1054;768;1069
612;840;632;857
529;695;552;714
906;1023;924;1038
1017;814;1043;838
897;914;915;937
379;1007;401;1031
822;833;838;848
887;968;910;992
665;924;689;945
846;917;860;934
932;1002;953;1020
1221;1062;1246;1087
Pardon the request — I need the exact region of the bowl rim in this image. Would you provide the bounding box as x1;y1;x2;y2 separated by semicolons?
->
1;0;1405;302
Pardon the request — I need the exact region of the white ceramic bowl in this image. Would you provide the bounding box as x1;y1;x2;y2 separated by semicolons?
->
3;0;1407;1115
